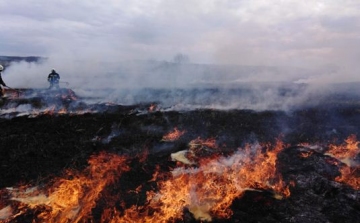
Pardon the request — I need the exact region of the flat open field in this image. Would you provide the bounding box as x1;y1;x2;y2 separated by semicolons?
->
0;87;359;222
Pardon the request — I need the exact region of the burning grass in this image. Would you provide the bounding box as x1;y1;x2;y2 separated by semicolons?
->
326;135;360;190
1;93;360;222
1;135;360;222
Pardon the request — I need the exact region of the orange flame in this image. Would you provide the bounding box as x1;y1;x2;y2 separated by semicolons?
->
299;151;313;158
42;106;56;116
162;127;186;142
327;134;360;190
27;106;94;118
57;108;67;115
1;140;291;222
336;166;360;190
112;139;290;222
328;134;359;160
4;133;360;222
5;152;130;223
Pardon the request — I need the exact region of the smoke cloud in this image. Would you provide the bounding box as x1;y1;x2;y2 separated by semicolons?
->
1;0;359;110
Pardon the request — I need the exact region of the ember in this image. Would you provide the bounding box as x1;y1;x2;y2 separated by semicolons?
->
162;127;186;142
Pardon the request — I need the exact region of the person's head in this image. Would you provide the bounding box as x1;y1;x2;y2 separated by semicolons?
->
0;65;3;72
51;68;56;73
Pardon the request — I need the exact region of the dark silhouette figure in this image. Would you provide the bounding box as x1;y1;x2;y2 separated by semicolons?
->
48;69;60;89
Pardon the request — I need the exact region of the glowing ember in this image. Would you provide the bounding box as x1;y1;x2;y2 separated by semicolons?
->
21;105;95;118
148;104;157;112
188;137;217;150
3;88;22;99
299;151;313;158
57;108;67;115
162;127;186;142
42;105;56;116
54;89;78;101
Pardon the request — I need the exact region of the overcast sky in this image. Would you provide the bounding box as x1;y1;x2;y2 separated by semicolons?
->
1;0;360;84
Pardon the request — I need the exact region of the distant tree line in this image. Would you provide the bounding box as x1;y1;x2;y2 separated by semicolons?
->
173;53;190;64
0;56;45;69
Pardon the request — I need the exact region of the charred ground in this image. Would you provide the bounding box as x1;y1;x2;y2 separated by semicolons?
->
0;88;360;222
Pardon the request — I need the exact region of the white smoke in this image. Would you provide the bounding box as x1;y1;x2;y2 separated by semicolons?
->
2;57;357;112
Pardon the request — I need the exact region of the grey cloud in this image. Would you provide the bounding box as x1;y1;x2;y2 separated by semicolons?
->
320;16;360;32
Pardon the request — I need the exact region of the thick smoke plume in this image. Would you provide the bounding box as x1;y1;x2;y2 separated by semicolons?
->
3;56;357;111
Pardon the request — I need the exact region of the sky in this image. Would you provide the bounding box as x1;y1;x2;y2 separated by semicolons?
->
1;0;360;88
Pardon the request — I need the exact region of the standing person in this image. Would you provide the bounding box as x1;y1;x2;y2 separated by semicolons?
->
48;68;60;89
0;64;7;97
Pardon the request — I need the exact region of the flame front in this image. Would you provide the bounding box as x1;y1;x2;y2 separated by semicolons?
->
0;139;290;222
328;134;359;160
2;152;130;223
44;153;129;223
2;135;360;222
327;134;360;190
113;139;289;222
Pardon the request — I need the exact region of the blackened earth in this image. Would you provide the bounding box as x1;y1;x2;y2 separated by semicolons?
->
1;89;360;223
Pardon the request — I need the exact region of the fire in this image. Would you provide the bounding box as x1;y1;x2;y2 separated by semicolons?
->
57;108;67;115
326;134;360;190
162;127;186;142
3;88;22;99
2;152;130;223
0;139;291;222
54;89;78;101
299;151;313;158
336;166;360;190
25;105;95;118
42;105;56;116
4;134;360;222
327;134;359;160
113;139;290;222
148;104;156;112
188;137;217;150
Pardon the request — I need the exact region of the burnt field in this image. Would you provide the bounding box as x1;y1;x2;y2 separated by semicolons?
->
0;87;360;222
